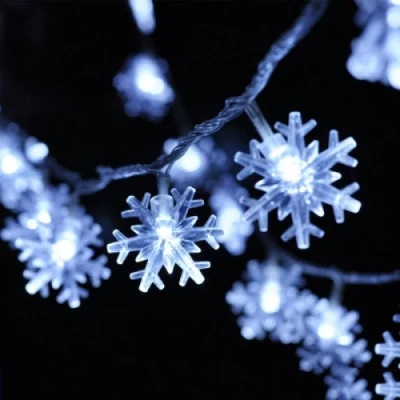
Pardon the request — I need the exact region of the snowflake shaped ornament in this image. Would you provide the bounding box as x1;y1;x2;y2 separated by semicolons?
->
235;111;360;249
113;52;175;121
107;186;223;292
325;365;371;400
298;298;371;374
0;122;48;210
347;0;400;89
375;312;400;399
226;258;310;342
7;204;110;308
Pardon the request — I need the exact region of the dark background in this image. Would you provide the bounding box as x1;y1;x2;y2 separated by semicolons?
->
0;0;398;399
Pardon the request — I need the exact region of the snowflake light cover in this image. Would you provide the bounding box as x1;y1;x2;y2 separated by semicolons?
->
113;52;175;120
298;298;371;374
235;111;360;249
209;175;253;255
375;312;400;398
163;137;229;191
347;0;400;89
2;201;110;308
226;257;309;342
0;122;48;210
107;186;223;292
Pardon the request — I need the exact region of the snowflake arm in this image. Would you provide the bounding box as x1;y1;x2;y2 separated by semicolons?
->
235;111;360;249
376;373;400;400
107;186;223;292
375;331;400;368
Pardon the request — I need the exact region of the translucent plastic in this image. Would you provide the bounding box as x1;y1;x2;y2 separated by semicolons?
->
107;186;223;292
235;110;360;249
113;53;174;121
2;193;110;308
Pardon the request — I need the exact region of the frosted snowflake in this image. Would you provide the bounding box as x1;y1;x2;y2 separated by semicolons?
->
348;0;400;89
0;122;48;210
113;52;175;121
226;258;310;342
107;186;223;292
298;298;371;374
8;205;110;308
375;312;400;399
325;365;371;400
209;175;253;255
235;111;360;249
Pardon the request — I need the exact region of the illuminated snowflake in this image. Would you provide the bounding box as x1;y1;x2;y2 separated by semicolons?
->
107;186;223;292
113;52;174;120
8;205;110;308
209;175;253;255
348;0;400;89
226;258;309;342
0;122;48;210
235;111;360;249
325;365;371;400
298;298;371;374
375;312;400;399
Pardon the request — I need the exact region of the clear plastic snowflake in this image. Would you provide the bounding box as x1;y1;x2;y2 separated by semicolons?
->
375;312;400;399
0;122;48;210
226;258;310;342
325;365;371;400
113;52;175;121
7;204;110;308
235;111;360;249
209;175;253;255
107;186;223;292
347;0;400;89
298;298;371;374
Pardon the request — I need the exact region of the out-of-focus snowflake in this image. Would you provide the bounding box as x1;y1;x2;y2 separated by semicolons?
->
298;298;371;374
325;364;371;400
163;137;229;191
107;186;223;292
1;184;71;246
7;205;110;308
347;0;400;89
0;121;48;210
375;311;400;399
226;257;310;342
235;110;360;249
113;52;175;121
209;175;253;255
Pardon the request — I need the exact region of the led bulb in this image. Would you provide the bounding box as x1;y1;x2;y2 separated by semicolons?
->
275;154;303;182
0;153;22;175
317;322;337;341
260;281;282;313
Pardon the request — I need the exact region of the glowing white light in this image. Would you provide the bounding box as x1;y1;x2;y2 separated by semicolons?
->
37;210;51;224
156;225;173;240
275;154;302;182
136;71;166;95
318;322;337;341
52;238;78;263
26;142;49;163
260;281;282;313
128;0;155;34
0;153;22;174
179;147;203;172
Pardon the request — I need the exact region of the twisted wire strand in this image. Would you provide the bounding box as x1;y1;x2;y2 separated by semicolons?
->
74;0;329;196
